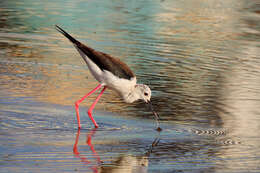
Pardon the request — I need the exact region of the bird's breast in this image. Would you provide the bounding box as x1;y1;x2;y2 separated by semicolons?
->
102;71;136;98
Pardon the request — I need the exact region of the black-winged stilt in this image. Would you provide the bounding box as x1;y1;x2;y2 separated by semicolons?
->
55;25;160;130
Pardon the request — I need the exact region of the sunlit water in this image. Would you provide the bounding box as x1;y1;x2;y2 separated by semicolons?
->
1;0;260;172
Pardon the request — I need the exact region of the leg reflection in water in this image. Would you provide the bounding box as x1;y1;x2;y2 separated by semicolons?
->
73;128;160;173
73;128;101;173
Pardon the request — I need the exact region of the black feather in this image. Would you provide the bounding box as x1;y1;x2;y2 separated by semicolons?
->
56;25;135;80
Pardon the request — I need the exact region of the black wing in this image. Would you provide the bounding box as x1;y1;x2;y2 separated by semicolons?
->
55;25;135;80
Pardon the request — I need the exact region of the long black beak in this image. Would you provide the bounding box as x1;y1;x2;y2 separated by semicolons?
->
147;101;162;131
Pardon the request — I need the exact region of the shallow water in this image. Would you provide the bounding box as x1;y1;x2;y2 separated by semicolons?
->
1;0;260;172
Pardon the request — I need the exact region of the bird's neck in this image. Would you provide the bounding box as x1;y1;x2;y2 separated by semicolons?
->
122;85;140;103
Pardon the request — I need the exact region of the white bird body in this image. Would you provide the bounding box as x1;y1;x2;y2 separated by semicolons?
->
76;46;138;103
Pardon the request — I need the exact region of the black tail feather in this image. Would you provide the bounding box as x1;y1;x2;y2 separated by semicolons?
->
55;25;79;44
55;25;135;80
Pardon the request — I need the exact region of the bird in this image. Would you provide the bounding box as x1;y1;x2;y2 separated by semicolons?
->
55;25;160;130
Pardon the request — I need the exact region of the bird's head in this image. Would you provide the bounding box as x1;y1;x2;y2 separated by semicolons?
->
134;84;151;103
134;84;161;130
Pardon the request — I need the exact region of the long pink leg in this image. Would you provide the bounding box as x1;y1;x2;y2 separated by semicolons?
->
88;86;107;128
75;84;102;129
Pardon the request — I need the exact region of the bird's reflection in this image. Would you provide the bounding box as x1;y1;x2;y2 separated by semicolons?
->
73;128;101;172
73;128;160;173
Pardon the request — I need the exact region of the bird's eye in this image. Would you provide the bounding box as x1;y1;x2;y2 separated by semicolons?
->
144;92;148;96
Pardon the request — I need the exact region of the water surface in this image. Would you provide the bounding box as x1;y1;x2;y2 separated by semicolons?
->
0;0;260;172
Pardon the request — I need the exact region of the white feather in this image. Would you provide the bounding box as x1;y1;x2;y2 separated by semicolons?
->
75;45;137;100
103;70;137;97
